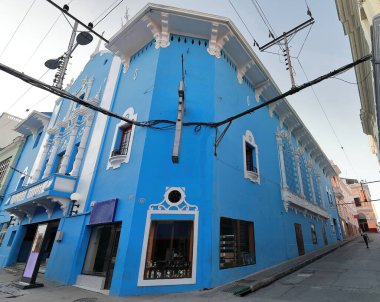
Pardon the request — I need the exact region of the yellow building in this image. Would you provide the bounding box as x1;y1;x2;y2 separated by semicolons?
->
336;0;380;163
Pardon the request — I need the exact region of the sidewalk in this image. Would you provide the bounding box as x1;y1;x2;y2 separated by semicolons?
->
0;237;358;301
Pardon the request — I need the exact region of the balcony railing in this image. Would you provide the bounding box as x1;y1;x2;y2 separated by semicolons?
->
7;173;77;206
111;147;128;157
281;187;329;219
144;260;192;280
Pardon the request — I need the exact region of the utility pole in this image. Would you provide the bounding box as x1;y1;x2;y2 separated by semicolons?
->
283;35;296;89
259;17;314;89
54;21;78;89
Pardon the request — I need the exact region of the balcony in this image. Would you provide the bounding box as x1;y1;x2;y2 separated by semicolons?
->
281;187;329;219
4;174;76;222
332;186;344;199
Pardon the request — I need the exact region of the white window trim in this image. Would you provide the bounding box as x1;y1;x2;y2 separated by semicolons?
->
107;107;137;170
243;130;260;184
137;187;198;286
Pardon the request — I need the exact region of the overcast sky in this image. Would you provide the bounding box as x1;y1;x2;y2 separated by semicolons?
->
1;0;379;215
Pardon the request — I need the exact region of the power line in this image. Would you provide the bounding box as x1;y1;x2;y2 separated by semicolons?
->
0;55;371;130
295;57;360;178
5;69;51;112
22;14;62;69
94;0;124;27
331;70;372;85
0;0;37;59
228;0;257;43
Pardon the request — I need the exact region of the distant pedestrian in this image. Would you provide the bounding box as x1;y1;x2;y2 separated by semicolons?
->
361;230;369;248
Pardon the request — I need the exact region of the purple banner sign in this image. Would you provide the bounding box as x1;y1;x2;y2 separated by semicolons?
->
88;198;118;225
23;252;39;278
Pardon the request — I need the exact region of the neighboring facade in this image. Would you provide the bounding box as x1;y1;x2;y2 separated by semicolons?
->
342;178;379;232
0;112;25;201
330;162;360;238
335;0;380;163
0;4;342;296
0;113;23;149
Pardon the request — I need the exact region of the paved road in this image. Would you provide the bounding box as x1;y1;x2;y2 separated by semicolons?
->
0;234;379;301
248;233;380;302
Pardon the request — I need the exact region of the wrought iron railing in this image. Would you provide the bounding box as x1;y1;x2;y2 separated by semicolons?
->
111;147;128;157
144;260;192;279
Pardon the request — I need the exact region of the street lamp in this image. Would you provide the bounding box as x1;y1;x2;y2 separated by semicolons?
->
44;4;93;89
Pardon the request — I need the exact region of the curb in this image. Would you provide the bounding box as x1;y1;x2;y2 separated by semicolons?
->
235;238;355;297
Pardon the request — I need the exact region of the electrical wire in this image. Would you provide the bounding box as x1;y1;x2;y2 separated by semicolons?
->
92;0;122;24
295;57;360;178
22;14;62;69
94;0;124;27
0;0;37;59
331;70;372;85
0;55;371;130
228;0;257;43
296;22;313;58
5;69;51;112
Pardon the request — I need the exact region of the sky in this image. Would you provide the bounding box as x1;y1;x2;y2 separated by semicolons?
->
0;0;380;215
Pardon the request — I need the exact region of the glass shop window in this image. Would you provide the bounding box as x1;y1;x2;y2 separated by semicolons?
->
220;217;255;269
144;220;194;280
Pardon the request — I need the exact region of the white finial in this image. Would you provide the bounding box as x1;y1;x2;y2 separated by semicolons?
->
90;31;105;59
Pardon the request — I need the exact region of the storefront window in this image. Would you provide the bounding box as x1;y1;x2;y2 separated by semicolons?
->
220;217;255;269
144;220;193;280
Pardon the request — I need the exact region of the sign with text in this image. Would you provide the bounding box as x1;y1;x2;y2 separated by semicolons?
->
21;224;47;284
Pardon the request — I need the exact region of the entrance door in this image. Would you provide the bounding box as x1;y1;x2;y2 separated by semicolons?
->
82;223;121;290
294;223;305;256
322;224;328;245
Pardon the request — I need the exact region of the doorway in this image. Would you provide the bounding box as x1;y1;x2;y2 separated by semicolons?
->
294;223;305;256
82;223;121;290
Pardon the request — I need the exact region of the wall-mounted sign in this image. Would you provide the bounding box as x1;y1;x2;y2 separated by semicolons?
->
89;198;118;225
17;223;48;289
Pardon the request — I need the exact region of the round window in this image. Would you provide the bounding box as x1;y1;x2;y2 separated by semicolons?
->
168;190;182;203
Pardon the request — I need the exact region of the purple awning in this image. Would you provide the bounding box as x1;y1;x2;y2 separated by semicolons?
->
88;198;118;225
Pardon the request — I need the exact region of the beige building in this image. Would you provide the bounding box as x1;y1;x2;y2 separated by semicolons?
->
342;178;379;232
330;163;360;238
0;113;24;199
335;0;380;162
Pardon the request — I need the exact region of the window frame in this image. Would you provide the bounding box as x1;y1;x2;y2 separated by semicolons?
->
219;217;256;269
310;223;317;244
107;108;137;170
243;130;260;184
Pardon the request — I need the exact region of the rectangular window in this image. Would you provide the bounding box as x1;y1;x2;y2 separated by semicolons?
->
7;230;16;246
220;217;255;269
310;223;317;244
0;157;11;185
144;220;193;280
33;132;42;149
245;143;257;173
0;223;9;247
112;125;132;156
354;197;361;207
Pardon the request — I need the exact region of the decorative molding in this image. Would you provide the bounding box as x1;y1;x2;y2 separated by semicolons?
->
143;13;170;50
237;61;253;84
48;197;70;216
138;187;198;287
207;23;231;58
243;130;260;184
149;187;198;212
254;79;270;101
281;187;329;219
107;107;137;170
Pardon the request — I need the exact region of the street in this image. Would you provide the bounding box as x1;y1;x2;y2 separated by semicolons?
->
0;234;379;302
249;233;380;302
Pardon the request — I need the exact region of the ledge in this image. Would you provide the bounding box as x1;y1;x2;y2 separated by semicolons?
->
281;187;329;219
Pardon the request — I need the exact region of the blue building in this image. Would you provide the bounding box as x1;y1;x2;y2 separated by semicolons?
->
0;4;342;296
